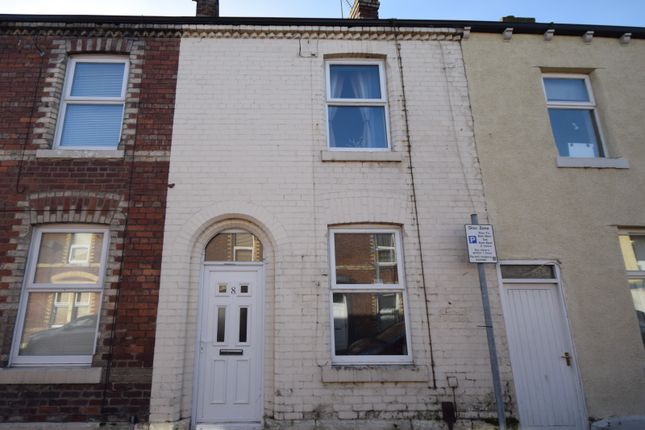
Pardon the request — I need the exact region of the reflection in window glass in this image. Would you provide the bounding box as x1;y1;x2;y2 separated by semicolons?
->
34;232;104;284
19;292;100;356
333;292;406;356
205;232;263;262
628;280;645;347
334;233;398;284
619;235;645;271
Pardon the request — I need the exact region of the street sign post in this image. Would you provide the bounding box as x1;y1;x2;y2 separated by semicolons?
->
467;214;506;430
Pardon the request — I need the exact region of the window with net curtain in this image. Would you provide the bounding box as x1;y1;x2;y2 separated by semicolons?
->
327;62;389;150
55;56;128;149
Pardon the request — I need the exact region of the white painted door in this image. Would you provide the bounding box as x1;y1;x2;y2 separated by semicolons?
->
197;265;263;424
500;281;587;430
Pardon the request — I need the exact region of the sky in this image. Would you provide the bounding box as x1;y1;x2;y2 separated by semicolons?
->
0;0;643;27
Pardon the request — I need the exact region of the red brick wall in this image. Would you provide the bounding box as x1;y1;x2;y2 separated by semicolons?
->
0;31;179;424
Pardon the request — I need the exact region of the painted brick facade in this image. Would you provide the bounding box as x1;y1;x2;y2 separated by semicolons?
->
150;26;513;429
0;22;179;425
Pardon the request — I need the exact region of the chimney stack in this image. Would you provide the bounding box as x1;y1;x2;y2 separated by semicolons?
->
193;0;219;17
349;0;380;19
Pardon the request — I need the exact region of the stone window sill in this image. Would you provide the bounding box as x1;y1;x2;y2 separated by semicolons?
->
0;367;102;384
321;364;428;383
321;150;403;163
556;156;629;169
36;149;125;159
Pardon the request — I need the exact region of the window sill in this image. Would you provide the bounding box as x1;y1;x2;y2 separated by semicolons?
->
321;150;403;163
36;149;124;159
0;367;102;384
556;156;629;169
321;364;428;383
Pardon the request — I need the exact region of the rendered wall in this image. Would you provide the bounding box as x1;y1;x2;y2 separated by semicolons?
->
462;33;645;417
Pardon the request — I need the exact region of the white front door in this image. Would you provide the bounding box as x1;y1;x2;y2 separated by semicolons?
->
196;265;263;425
499;265;586;430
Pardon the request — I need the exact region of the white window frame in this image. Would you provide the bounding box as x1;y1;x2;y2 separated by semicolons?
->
329;228;412;365
53;56;129;150
325;60;391;152
9;225;109;366
541;73;607;158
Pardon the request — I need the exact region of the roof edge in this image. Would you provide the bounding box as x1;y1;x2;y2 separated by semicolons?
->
0;14;643;39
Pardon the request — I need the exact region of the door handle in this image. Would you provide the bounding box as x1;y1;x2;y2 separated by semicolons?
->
219;349;243;356
561;352;572;367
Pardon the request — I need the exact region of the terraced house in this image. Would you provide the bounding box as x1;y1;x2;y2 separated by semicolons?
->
0;1;643;429
0;12;180;427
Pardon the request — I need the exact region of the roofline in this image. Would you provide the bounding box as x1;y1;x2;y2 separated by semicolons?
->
0;14;643;39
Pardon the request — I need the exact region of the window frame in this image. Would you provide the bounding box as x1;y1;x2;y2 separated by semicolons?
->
9;225;109;366
328;228;412;365
541;73;608;158
53;55;129;150
325;60;391;152
617;231;645;349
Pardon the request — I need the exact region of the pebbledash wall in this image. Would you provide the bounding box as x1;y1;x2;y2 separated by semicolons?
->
0;19;179;425
149;23;513;429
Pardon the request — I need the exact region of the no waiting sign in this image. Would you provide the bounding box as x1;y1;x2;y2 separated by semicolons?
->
465;224;497;263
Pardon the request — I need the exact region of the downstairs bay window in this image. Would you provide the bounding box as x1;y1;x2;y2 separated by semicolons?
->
329;228;411;364
10;226;109;366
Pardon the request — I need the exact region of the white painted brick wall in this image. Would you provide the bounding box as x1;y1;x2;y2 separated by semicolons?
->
150;32;512;425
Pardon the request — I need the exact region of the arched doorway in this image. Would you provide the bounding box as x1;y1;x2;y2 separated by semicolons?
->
195;229;265;426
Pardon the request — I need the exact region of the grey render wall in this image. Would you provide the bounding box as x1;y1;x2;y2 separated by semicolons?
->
462;32;645;417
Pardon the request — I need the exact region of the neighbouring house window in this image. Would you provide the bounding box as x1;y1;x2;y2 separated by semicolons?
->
10;226;109;366
326;61;390;150
329;229;411;364
542;75;605;158
618;233;645;348
54;56;129;149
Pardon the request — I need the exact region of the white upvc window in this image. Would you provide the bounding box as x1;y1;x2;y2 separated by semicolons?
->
326;60;390;151
618;232;645;348
329;228;411;364
10;226;109;366
542;74;606;158
54;56;129;149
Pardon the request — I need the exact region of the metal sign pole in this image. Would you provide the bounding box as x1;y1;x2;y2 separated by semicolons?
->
470;213;506;430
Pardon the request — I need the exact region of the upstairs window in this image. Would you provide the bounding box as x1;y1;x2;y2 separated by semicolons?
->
11;226;109;366
618;233;645;348
55;57;128;149
326;61;389;150
542;75;605;158
329;229;411;364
